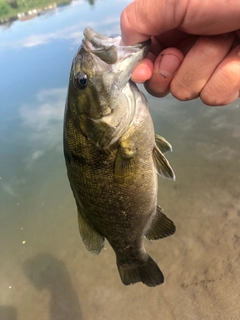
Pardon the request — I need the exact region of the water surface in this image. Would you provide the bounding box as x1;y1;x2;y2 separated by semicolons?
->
1;1;240;319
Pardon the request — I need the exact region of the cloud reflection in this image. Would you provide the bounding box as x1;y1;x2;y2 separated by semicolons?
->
0;16;121;51
20;88;65;130
0;26;84;50
20;88;66;168
1;177;26;198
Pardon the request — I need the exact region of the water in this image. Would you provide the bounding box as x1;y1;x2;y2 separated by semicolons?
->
1;1;240;319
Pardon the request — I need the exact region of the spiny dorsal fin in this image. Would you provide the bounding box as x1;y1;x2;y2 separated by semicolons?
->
155;134;172;154
145;205;176;240
152;145;175;180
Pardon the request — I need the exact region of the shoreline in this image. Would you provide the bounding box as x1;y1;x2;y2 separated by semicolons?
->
0;0;71;26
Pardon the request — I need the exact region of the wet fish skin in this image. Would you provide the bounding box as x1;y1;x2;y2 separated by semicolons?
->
64;27;175;287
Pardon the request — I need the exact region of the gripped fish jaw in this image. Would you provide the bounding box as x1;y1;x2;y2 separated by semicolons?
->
82;26;151;79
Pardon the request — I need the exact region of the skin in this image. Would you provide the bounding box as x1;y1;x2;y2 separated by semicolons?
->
120;0;240;106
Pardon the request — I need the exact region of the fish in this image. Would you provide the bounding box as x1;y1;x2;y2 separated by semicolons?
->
63;27;176;287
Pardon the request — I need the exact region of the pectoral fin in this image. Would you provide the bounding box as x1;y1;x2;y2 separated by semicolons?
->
114;139;137;181
145;206;176;240
78;211;105;255
153;145;175;180
155;134;172;154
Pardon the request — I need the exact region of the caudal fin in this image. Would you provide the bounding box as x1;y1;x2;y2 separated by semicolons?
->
117;255;164;287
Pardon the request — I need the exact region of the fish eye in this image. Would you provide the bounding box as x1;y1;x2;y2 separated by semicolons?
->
74;72;88;89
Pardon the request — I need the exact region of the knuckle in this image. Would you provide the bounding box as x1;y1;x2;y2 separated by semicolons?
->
200;64;240;106
170;80;199;101
200;94;225;106
200;83;227;106
200;90;238;106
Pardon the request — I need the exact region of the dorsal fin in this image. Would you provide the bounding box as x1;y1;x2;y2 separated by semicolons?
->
155;134;172;154
152;145;175;180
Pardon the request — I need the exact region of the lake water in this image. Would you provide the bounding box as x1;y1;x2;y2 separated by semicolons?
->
1;1;240;319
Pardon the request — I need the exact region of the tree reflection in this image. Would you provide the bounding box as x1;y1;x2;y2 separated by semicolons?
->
86;0;96;6
7;0;18;9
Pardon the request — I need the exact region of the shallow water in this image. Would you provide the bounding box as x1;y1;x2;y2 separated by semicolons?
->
1;1;240;319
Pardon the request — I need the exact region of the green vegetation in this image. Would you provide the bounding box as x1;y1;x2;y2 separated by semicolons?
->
0;0;72;22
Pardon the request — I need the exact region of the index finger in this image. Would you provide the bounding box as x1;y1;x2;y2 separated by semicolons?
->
120;0;182;45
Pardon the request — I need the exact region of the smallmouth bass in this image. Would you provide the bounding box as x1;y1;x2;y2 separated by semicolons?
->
64;27;176;287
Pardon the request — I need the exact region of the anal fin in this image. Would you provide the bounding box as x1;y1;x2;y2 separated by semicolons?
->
145;205;176;240
78;211;105;255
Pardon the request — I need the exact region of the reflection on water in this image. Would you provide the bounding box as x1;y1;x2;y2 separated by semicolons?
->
19;88;65;166
0;306;17;320
1;0;240;319
0;0;97;27
86;0;97;5
23;254;82;320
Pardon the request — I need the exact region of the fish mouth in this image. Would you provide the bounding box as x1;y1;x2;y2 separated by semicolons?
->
82;26;150;65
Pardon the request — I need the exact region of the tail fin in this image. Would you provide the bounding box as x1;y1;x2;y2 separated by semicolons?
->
117;255;164;287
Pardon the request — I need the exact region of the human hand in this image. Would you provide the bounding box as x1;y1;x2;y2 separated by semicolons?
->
121;0;240;106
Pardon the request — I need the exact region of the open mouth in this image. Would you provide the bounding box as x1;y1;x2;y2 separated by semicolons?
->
82;27;151;65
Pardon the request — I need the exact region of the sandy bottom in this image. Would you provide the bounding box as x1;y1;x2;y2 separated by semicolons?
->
1;94;240;320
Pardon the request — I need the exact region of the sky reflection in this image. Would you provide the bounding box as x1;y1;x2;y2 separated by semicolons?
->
19;87;66;168
0;0;131;204
0;0;129;51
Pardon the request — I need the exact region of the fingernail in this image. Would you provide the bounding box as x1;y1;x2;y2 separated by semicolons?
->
159;54;181;78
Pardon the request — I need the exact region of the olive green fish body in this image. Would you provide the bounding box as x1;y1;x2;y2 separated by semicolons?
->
64;27;176;287
65;86;156;245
